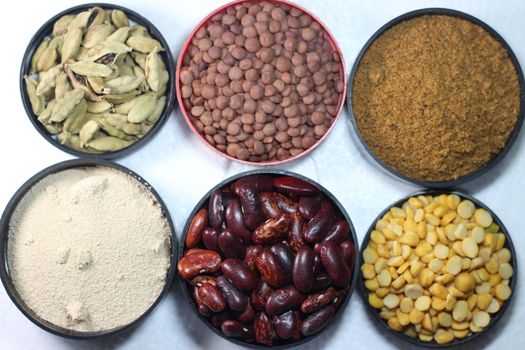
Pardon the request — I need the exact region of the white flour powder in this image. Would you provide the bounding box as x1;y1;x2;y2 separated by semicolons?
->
7;166;172;332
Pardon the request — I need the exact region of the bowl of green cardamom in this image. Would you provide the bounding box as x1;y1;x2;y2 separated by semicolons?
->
20;3;176;159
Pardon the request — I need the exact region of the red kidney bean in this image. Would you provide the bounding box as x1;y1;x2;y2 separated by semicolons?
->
298;195;322;220
301;287;337;313
311;272;332;292
275;193;299;214
251;280;274;311
303;201;335;243
313;254;322;275
274;176;320;196
292;246;315;293
288;212;306;252
221;258;258;291
256;249;287;288
301;305;335;336
221;320;254;341
198;283;226;312
185;208;208;248
244;245;262;274
265;286;305;316
333;287;349;309
322;220;350;245
217;275;248;312
260;192;283;219
238;302;256;324
234;175;274;192
193;286;212;317
178;250;222;279
254;312;273;345
252;213;291;245
233;181;264;230
270;242;294;284
319;241;350;287
340;241;356;270
209;190;224;229
273;310;300;340
183;248;209;257
218;230;246;259
190;275;217;287
212;310;234;328
202;227;220;252
225;198;252;243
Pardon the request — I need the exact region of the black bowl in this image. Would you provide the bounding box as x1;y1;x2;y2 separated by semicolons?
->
346;8;525;189
0;159;177;338
178;169;360;348
20;3;176;159
358;190;518;347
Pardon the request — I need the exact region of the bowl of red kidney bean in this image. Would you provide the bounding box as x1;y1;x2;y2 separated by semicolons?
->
177;170;358;347
176;0;346;165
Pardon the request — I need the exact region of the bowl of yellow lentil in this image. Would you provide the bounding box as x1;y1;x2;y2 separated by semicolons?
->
358;190;517;347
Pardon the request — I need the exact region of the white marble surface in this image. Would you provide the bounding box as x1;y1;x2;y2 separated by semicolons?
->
1;0;524;349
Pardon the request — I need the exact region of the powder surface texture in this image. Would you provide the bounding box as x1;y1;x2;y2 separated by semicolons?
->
7;166;172;332
352;15;521;182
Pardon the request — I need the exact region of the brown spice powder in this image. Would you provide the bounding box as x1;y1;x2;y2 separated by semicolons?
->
352;15;521;182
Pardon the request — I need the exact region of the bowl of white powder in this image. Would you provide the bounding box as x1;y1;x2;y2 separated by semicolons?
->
0;159;176;338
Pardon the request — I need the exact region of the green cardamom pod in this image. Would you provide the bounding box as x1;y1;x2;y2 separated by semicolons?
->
31;38;49;73
88;136;132;152
99;118;134;140
118;58;135;77
75;46;89;61
63;99;88;132
83;23;114;48
50;89;85;122
87;7;106;29
37;99;56;124
104;90;141;104
24;76;44;116
126;35;164;54
65;112;102;134
111;10;129;29
67;10;92;31
44;123;62;134
55;71;71;99
53;14;75;37
86;76;110;95
61;26;83;63
105;75;144;94
36;64;62;96
145;48;163;92
79;120;100;147
64;64;103;101
86;40;131;62
131;52;147;69
129;25;150;38
113;97;136;114
37;42;58;72
49;35;65;56
69;61;113;77
87;100;112;113
106;26;130;43
127;93;156;123
147;95;166;124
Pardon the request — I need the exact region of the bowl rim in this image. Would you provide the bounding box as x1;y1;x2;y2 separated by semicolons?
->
0;158;178;339
175;0;348;166
357;189;518;348
19;2;177;160
177;168;360;348
346;7;525;189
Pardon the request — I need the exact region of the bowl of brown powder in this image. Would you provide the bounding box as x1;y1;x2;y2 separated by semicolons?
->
348;8;524;188
0;159;177;338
